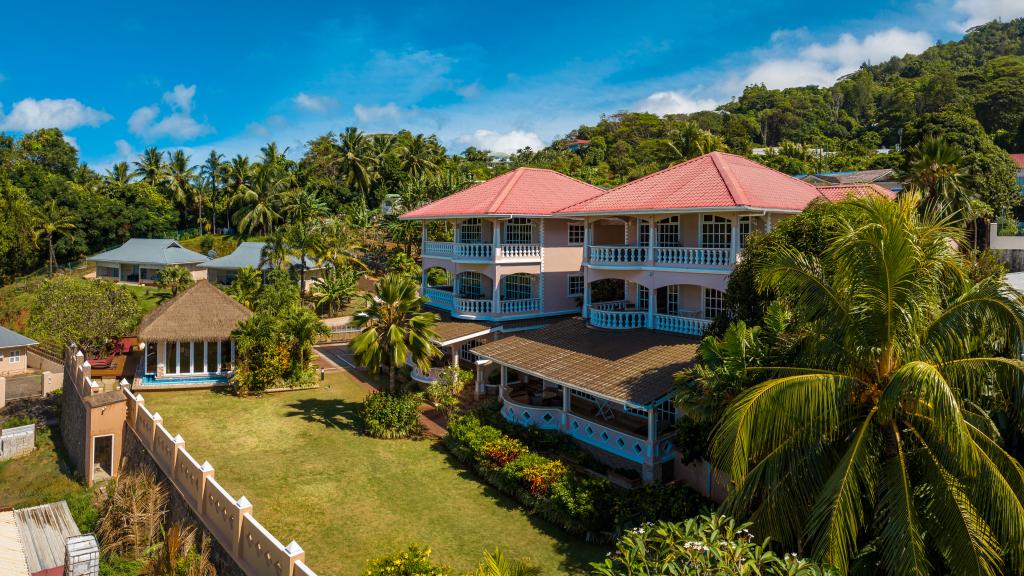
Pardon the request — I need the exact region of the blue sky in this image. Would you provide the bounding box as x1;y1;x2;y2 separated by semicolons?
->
1;0;1022;168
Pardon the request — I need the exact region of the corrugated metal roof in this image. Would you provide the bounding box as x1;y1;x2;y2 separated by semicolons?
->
87;238;209;266
0;326;37;350
14;501;81;574
0;510;31;576
199;241;317;270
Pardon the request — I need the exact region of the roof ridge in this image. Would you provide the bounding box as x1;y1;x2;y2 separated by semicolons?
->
709;152;750;206
485;168;528;213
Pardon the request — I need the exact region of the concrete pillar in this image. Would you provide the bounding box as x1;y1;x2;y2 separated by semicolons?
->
234;496;253;558
560;386;570;432
492;219;501;246
492;273;501;316
647;217;655;263
730;217;739;264
198;461;215;509
450;344;459;367
643;406;657;483
647;282;657;330
474;362;484;400
499;364;508;399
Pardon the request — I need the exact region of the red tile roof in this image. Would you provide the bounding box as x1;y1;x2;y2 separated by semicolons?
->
1010;153;1024;169
400;167;605;219
815;183;897;202
558;152;826;215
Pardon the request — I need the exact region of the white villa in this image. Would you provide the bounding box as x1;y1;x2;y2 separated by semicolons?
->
87;238;209;284
200;241;325;289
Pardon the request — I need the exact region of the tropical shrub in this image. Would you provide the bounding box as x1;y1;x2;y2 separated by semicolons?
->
445;414;709;539
364;545;451;576
424;366;471;418
156;265;194;297
28;276;142;357
96;469;168;559
361;391;422;439
592;515;833;576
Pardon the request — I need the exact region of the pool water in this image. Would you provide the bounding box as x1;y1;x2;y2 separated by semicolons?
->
141;374;230;386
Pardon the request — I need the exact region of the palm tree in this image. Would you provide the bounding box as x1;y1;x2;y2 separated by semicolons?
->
283;189;327;292
665;121;704;161
314;216;369;272
33;199;75;275
905;136;972;223
312;266;360;317
226;266;262;308
105;162;132;186
474;549;541;576
284;307;329;371
401;134;439;179
259;142;290;175
232;163;288;236
259;231;291;271
350;273;439;391
200;151;225;233
338;127;376;200
156;265;194;297
712;193;1024;575
132;147;166;186
166;150;200;230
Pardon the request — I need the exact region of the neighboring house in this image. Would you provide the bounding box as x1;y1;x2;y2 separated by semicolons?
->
0;326;37;377
87;238;209;285
199;241;324;289
797;168;902;193
1010;153;1024;192
137;280;252;382
400;166;606;323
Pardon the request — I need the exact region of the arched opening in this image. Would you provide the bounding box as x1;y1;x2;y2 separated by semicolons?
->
498;273;540;314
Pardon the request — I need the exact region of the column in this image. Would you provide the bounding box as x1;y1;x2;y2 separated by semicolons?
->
538;220;545;313
474;362;484;400
450;344;459;367
492;219;501;246
492;273;501;316
643;407;657;483
560;386;570;432
647;217;656;263
730;217;739;265
582;220;591;320
647;283;657;329
499;364;508;400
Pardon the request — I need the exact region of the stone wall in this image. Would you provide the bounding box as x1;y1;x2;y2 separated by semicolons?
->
60;356;89;481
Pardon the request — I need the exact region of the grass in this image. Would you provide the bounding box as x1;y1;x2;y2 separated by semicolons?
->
177;234;242;258
143;372;606;575
123;284;163;315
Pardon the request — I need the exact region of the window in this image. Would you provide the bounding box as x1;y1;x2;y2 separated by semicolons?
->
701;215;731;249
704;288;725;319
624;404;647;417
460;339;485;363
458;272;483;298
567;222;585;245
9;350;20;363
504;218;533;244
637;285;649;311
220;340;233;372
656;398;676;422
502;274;533;300
738;215;753;248
639;220;651;246
196;341;207;373
571;389;599;402
145;344;157;375
206;342;218;373
567;274;584;297
167;342;178;374
656;216;680;247
0;352;4;362
458;218;482;244
667;285;679;315
181;341;192;373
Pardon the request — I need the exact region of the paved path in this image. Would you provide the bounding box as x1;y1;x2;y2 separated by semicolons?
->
314;344;448;438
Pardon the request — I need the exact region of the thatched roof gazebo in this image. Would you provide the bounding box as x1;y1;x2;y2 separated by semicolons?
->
138;280;252;343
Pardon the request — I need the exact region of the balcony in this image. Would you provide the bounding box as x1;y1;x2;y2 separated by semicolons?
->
422;241;542;263
424;286;540;319
588;245;733;270
588;306;711;337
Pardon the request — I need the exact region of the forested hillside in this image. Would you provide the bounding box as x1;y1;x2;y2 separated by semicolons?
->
1;18;1022;285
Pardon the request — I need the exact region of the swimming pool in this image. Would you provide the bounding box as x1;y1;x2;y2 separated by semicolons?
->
140;374;231;386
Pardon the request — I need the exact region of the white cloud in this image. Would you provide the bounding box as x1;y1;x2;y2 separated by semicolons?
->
162;83;196;114
456;82;481;99
62;135;78;149
294;92;337;112
454;129;544;154
114;139;135;160
353;102;402;123
950;0;1024;31
742;28;933;89
128;83;212;140
0;97;111;131
636;91;718;115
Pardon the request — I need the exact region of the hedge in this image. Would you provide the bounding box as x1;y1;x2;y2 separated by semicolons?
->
443;414;710;541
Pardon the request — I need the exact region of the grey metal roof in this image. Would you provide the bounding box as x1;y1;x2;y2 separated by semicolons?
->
14;501;81;574
199;241;318;270
1006;272;1024;293
87;238;208;266
0;325;37;350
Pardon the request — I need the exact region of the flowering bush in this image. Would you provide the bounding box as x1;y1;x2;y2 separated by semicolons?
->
364;545;451;576
592;514;834;576
361;392;422;439
480;437;527;467
425;366;472;418
521;460;569;496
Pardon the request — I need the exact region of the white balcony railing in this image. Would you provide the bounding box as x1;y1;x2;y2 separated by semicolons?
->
590;308;648;330
653;314;712;336
424;286;454;308
497;244;542;261
654;247;731;268
589;245;647;264
423;241;455;257
499;298;541;314
454;297;492;315
591;300;631;311
410;365;444;384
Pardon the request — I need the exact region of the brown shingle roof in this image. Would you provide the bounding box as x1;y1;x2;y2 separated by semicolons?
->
137;280;252;342
472;318;699;406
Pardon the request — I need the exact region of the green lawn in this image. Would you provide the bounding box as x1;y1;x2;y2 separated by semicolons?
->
143;373;605;575
123;284;163;315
